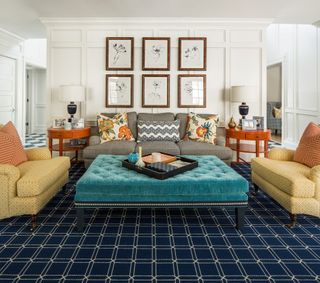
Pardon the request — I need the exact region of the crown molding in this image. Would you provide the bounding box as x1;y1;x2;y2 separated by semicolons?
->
40;17;274;26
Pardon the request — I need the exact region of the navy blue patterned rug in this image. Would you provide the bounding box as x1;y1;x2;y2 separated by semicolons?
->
0;162;319;282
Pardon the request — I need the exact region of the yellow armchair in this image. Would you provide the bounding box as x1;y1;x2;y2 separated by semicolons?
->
251;148;320;227
0;147;70;229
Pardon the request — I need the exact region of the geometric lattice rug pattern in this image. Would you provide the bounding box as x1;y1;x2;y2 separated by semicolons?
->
0;163;319;282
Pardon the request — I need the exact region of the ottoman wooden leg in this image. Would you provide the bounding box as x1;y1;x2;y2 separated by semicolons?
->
76;207;84;232
235;207;246;230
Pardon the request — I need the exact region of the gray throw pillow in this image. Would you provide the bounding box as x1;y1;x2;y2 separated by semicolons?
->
138;120;180;142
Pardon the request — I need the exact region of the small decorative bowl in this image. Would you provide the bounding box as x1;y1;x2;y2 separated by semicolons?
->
128;152;139;164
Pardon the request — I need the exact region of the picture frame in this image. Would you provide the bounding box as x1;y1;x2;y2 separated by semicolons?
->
253;116;264;130
106;37;134;70
52;117;66;128
142;74;170;108
178;74;206;108
142;37;170;70
242;119;257;131
106;75;134;108
178;37;207;71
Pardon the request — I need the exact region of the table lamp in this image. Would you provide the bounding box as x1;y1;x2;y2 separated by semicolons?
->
60;85;85;122
230;85;256;127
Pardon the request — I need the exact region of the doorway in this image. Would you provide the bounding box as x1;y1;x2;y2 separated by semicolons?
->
267;63;282;144
24;66;47;148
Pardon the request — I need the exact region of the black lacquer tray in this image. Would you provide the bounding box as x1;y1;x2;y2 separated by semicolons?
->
122;154;198;180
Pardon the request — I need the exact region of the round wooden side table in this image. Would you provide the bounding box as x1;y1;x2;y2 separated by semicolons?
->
225;128;271;163
47;127;91;162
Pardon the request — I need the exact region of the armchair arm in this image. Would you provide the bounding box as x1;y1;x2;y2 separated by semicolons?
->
25;147;51;161
0;164;20;219
269;148;295;161
310;165;320;200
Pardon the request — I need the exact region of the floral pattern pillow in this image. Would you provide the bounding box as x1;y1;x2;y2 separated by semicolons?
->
97;113;134;143
185;113;218;144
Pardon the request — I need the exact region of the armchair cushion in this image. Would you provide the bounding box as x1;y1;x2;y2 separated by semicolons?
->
0;122;27;166
17;157;70;197
251;158;315;198
294;122;320;167
25;148;51;161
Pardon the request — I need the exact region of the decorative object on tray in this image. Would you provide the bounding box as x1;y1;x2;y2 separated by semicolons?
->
142;37;170;70
142;153;177;165
228;116;237;129
137;120;180;142
178;37;207;70
59;85;85;122
122;153;198;180
253;116;264;130
64;121;72;130
52;117;66;128
97;112;134;143
128;152;139;164
105;74;134;108
230;85;257;128
242;119;257;131
184;113;218;144
106;37;134;70
178;74;206;108
74;118;85;129
135;146;145;167
142;74;170;108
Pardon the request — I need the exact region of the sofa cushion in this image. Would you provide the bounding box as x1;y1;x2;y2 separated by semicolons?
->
91;112;137;139
294;122;320;167
178;141;232;160
83;141;137;159
138;112;174;121
17;157;70;197
251;158;315;198
0;121;28;166
136;141;180;156
137;120;180;142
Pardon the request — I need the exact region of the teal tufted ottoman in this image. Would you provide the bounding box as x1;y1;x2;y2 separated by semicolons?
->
75;155;249;231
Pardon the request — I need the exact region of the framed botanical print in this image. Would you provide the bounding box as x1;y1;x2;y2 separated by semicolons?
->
178;75;206;108
106;37;134;70
178;37;207;71
142;37;170;70
142;75;170;108
106;75;134;108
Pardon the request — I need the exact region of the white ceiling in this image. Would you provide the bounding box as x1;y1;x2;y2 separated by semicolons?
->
1;0;320;38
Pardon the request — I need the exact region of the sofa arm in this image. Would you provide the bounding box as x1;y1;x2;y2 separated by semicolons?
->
310;165;320;200
25;147;51;161
269;148;295;161
89;135;100;146
0;164;20;219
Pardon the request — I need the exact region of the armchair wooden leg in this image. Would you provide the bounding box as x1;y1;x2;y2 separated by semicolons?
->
252;183;259;196
287;213;297;228
31;214;37;231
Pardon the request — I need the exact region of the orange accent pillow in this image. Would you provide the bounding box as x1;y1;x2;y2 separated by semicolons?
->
294;122;320;167
0;121;27;166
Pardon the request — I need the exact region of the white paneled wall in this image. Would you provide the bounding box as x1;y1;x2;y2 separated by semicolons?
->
267;24;320;148
43;18;269;124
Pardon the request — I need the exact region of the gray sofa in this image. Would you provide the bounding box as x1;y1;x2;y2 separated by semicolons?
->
83;112;232;168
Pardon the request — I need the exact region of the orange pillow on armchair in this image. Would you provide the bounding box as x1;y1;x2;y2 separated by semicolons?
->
0;121;27;166
294;122;320;167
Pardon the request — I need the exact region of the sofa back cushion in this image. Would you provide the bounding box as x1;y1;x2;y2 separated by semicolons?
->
138;112;174;122
138;120;180;142
0;121;28;166
92;112;137;138
294;122;320;167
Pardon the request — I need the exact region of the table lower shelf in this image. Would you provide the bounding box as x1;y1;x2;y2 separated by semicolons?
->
229;143;267;154
51;143;86;152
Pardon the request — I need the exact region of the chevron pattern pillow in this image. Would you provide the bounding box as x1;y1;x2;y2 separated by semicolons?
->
138;120;180;142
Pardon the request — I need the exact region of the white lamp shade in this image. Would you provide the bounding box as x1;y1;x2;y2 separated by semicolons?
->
60;85;85;102
230;86;256;103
